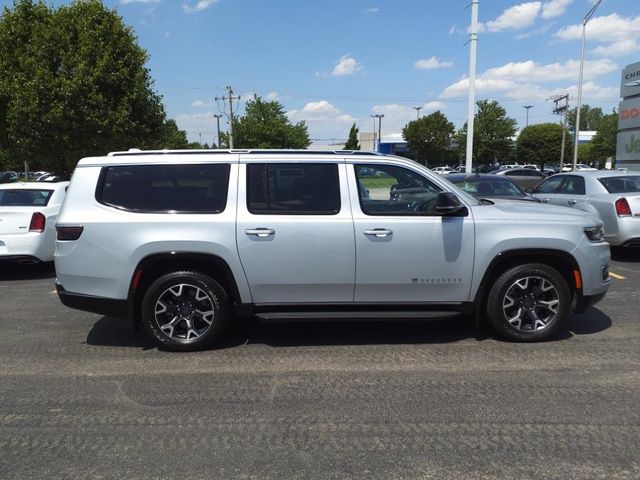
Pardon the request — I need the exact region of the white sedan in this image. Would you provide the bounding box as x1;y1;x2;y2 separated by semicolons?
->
0;182;68;263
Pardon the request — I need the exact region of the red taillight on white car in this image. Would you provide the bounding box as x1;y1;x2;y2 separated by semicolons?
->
56;225;84;241
29;212;46;232
615;198;632;217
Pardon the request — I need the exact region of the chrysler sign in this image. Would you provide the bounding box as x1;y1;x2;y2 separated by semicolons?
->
621;61;640;98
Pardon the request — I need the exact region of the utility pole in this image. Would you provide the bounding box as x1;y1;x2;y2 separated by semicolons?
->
572;0;602;171
551;94;570;172
370;114;377;151
215;85;240;149
413;106;422;120
523;105;533;127
465;0;479;174
199;132;202;146
213;114;223;148
372;114;384;151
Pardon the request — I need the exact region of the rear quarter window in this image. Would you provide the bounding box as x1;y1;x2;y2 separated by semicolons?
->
599;176;640;193
97;164;230;213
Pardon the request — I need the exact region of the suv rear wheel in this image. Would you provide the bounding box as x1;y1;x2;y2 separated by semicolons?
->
486;263;570;342
141;271;230;351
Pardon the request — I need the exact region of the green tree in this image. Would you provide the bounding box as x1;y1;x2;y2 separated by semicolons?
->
589;112;617;168
227;96;310;149
568;104;603;131
344;123;360;150
457;100;517;165
156;119;189;149
402;111;454;167
0;0;183;173
517;123;572;168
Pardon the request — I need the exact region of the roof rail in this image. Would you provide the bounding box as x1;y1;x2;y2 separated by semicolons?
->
107;149;383;157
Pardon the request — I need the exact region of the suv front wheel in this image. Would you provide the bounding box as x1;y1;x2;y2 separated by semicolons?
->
141;271;230;351
486;263;570;342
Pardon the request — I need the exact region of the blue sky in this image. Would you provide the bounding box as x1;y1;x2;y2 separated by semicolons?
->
2;0;639;145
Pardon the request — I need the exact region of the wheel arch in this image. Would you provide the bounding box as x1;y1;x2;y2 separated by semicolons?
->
472;248;581;322
127;252;242;330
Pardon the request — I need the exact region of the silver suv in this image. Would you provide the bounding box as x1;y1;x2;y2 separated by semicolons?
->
54;150;612;351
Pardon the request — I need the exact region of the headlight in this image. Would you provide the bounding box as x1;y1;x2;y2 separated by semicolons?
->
584;225;605;242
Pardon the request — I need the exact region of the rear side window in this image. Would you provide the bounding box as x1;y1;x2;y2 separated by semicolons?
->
599;176;640;193
97;164;230;213
247;163;340;215
559;176;585;195
0;189;53;206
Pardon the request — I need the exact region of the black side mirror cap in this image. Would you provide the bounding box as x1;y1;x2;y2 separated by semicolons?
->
436;192;468;216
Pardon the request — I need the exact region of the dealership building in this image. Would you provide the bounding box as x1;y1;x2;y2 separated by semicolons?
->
616;61;640;171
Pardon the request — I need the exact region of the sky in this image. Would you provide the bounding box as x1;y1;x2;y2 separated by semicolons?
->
2;0;639;145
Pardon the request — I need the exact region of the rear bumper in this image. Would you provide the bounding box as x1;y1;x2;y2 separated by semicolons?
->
0;255;42;264
56;282;128;319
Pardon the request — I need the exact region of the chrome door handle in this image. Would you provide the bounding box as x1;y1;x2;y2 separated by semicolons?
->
568;200;577;205
363;228;393;238
245;228;275;237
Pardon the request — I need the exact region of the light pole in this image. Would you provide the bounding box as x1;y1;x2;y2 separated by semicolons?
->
372;114;384;151
572;0;602;171
413;106;422;120
370;114;377;151
465;0;479;174
523;105;533;127
213;114;223;148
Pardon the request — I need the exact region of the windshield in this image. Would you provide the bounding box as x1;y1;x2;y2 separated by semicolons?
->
451;178;525;197
599;176;640;193
0;189;53;206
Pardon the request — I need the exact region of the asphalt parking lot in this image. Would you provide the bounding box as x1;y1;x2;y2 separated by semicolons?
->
1;253;639;480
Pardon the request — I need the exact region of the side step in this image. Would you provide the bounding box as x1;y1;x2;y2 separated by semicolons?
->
254;311;461;322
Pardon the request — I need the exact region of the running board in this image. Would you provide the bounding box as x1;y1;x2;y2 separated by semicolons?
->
254;311;461;322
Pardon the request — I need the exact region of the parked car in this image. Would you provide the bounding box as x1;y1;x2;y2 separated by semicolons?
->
561;164;597;172
0;182;68;263
447;174;541;203
493;168;547;189
55;149;611;350
0;171;18;183
530;171;640;247
432;166;458;175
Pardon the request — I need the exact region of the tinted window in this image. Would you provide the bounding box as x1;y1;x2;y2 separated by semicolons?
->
355;164;442;216
247;163;340;215
559;176;585;195
599;176;640;193
98;164;230;213
534;176;563;194
0;189;53;206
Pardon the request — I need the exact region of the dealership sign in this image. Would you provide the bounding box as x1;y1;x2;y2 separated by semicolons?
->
621;61;640;98
619;97;640;130
616;129;640;162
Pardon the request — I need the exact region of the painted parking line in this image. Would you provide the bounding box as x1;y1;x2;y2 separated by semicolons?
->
609;272;626;280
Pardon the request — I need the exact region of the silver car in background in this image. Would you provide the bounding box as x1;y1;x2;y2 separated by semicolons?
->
531;171;640;247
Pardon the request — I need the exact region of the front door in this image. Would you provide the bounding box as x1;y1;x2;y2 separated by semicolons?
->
236;161;355;304
350;163;475;303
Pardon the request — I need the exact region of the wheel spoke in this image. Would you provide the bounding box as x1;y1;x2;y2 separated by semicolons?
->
507;308;524;329
196;309;215;325
514;278;529;291
194;288;209;302
529;309;547;330
155;300;168;315
160;315;181;337
168;284;184;298
186;328;200;341
536;299;559;314
503;294;515;309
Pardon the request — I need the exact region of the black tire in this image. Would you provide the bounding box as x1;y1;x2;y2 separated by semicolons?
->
141;271;230;351
486;263;570;342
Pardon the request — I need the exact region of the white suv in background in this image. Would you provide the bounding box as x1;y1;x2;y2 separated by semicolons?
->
54;150;611;351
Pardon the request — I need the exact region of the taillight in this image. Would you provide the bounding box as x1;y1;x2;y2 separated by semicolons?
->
56;225;84;241
615;198;632;217
29;212;46;232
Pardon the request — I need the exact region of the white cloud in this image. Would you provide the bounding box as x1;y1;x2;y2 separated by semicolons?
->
192;100;215;108
482;2;542;32
182;0;218;13
541;0;573;19
120;0;160;4
441;58;617;102
554;14;640;42
327;55;363;77
414;56;453;70
592;39;639;58
175;111;220;143
265;91;279;100
287;101;356;125
366;7;379;13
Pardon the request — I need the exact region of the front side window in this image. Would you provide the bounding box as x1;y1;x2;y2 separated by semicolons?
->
534;176;563;194
355;164;442;216
0;189;53;206
97;164;230;213
247;163;340;215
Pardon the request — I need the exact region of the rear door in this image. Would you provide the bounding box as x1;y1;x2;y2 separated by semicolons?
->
236;160;355;304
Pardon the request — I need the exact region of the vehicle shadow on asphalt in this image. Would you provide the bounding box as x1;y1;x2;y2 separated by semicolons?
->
611;247;640;263
86;308;611;350
0;262;56;281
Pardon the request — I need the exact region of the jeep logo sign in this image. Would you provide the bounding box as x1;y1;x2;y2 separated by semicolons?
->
619;97;640;130
616;130;640;161
621;61;640;98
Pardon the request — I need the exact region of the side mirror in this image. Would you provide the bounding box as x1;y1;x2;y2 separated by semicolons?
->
436;192;468;216
524;187;534;194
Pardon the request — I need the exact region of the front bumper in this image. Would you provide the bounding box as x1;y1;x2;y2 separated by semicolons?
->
56;282;128;319
573;291;607;314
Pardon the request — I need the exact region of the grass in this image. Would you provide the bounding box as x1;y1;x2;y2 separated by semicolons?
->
359;176;396;189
